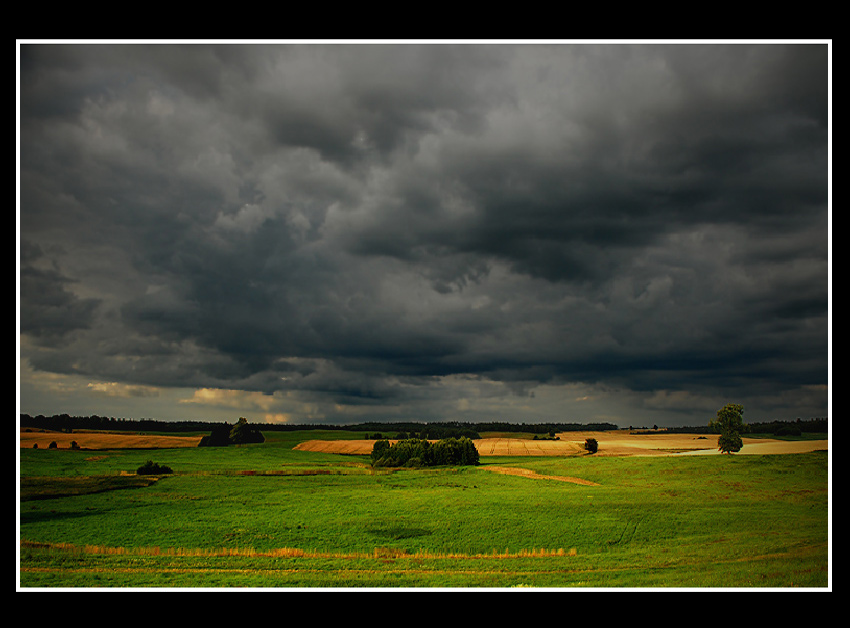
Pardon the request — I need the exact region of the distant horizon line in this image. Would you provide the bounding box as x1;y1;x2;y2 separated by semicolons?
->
19;412;829;432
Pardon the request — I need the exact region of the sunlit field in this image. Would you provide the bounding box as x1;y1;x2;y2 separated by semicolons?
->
18;429;829;589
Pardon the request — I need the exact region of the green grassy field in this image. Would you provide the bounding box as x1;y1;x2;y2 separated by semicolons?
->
18;430;830;589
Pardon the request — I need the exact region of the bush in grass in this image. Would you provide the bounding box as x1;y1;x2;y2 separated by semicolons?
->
584;438;598;454
136;460;173;475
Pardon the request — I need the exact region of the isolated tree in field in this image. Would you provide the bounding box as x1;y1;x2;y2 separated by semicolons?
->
717;430;743;454
711;403;745;453
584;438;598;454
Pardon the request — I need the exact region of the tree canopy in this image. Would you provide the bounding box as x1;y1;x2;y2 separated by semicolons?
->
198;418;265;447
711;404;745;453
371;437;480;467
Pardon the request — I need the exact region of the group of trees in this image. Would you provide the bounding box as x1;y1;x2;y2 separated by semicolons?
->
745;417;828;435
367;427;481;441
20;415;620;439
198;418;265;447
371;437;480;468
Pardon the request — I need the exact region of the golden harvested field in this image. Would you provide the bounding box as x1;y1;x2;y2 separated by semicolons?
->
295;431;829;457
19;429;203;450
19;428;828;456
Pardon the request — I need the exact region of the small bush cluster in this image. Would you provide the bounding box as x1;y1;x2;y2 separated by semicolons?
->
533;432;560;441
371;437;480;468
136;460;173;475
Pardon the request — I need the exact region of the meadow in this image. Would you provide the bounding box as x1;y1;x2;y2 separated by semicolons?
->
18;429;830;589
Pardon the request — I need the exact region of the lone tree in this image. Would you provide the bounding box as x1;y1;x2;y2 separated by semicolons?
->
711;403;745;454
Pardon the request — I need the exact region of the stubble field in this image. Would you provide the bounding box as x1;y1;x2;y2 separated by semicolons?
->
295;430;829;457
20;429;203;450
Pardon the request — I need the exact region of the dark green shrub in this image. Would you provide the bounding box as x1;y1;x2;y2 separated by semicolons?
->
136;460;173;475
584;438;598;454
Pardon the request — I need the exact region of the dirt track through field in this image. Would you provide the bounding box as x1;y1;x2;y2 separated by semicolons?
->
485;466;599;485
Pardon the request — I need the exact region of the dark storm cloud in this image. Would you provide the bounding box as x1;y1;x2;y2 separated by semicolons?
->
18;42;829;423
19;241;100;343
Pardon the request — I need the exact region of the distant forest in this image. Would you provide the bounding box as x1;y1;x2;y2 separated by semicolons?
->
18;413;617;438
19;413;827;437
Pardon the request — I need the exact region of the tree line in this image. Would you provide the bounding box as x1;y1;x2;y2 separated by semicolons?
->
19;414;620;436
19;413;827;438
19;413;223;433
661;417;828;435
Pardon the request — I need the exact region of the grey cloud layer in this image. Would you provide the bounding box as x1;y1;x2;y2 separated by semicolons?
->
19;43;829;422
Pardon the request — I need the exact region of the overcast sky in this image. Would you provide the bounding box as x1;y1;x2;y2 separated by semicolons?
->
17;42;830;427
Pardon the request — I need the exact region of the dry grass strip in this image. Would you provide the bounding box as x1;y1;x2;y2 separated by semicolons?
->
484;466;599;486
20;539;577;560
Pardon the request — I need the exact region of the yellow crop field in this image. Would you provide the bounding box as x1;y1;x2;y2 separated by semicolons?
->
19;430;203;450
294;431;828;457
